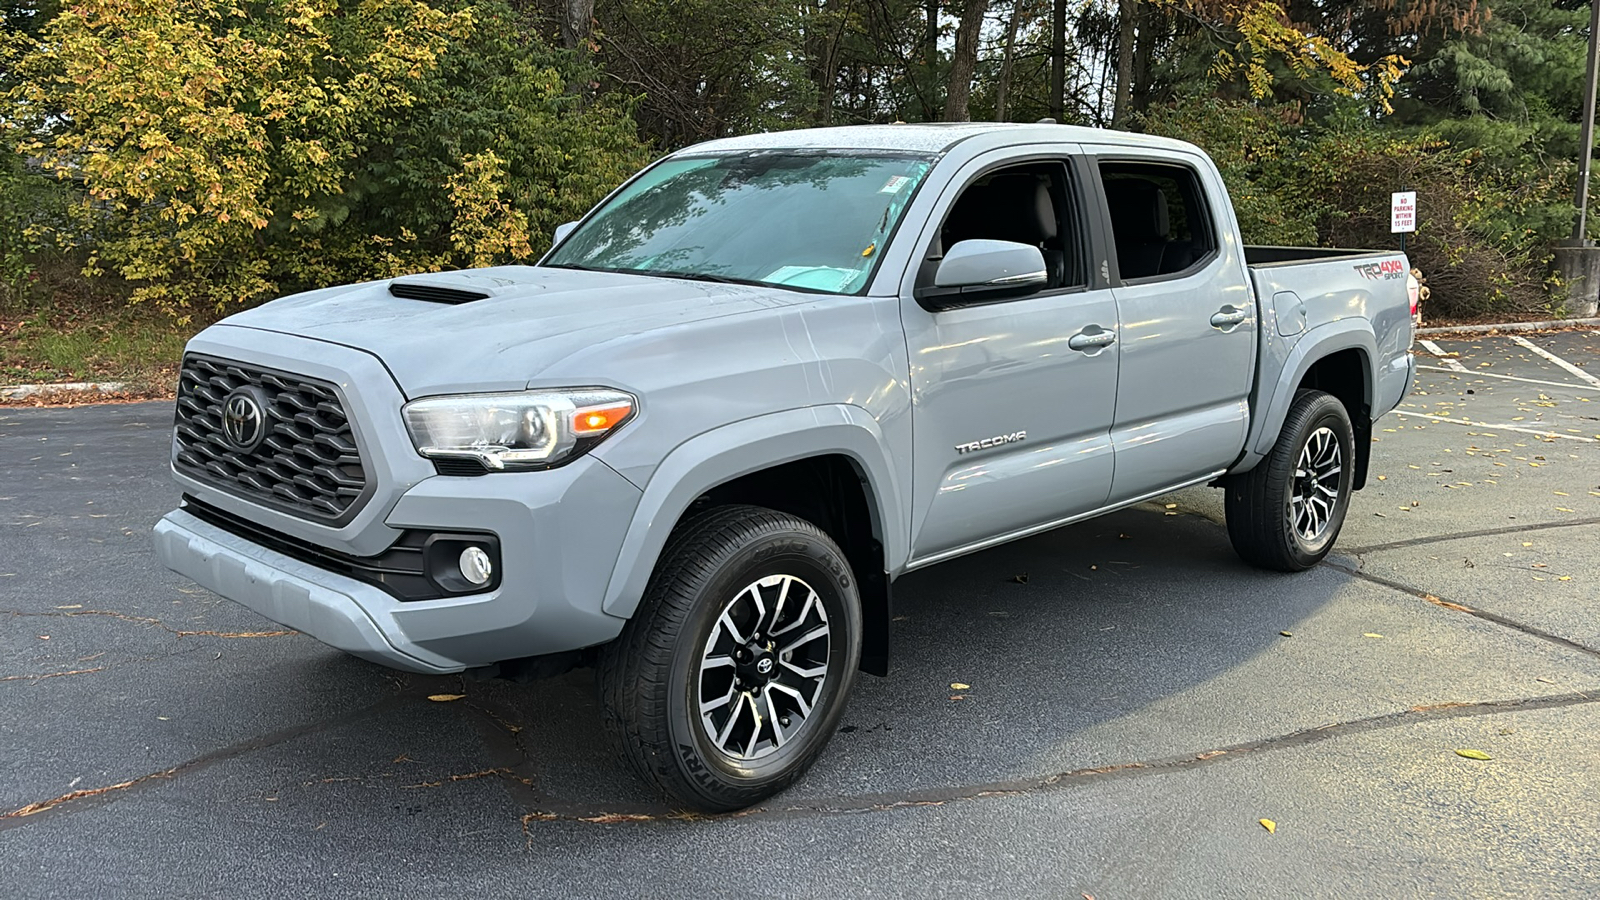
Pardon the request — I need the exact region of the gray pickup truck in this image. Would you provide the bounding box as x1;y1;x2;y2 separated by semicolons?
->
154;123;1416;811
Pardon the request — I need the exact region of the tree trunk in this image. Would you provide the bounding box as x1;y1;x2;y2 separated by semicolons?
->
1130;0;1156;120
560;0;595;54
994;0;1023;121
943;0;989;121
1049;0;1065;120
806;0;852;126
1111;0;1136;128
925;0;939;64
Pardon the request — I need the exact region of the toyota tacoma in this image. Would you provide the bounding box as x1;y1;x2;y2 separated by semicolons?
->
154;123;1417;811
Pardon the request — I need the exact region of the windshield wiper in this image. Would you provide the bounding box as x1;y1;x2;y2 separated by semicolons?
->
644;271;772;288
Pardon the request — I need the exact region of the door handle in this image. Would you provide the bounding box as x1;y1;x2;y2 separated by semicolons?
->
1068;327;1117;353
1210;306;1249;328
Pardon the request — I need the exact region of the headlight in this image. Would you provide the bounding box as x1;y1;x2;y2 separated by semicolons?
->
401;388;635;471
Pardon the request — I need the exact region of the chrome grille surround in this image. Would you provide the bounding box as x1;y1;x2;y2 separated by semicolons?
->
173;354;372;523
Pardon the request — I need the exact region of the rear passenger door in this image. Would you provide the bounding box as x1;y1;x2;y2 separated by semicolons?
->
1085;148;1256;503
898;148;1122;565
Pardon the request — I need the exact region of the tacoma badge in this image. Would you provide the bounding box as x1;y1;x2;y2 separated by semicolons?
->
955;431;1026;455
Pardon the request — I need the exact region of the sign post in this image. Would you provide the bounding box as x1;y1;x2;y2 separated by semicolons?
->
1391;190;1417;254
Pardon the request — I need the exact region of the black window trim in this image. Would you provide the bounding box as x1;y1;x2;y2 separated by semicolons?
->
1092;156;1223;287
912;152;1094;311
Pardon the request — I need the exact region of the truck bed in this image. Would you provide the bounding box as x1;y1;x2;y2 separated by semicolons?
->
1243;245;1396;267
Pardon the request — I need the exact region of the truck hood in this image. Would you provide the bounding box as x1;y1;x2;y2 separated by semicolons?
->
217;265;804;397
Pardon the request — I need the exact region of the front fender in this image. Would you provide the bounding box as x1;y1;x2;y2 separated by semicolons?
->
1237;320;1377;471
599;405;907;620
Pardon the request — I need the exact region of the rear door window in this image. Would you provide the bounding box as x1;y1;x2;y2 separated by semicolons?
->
1098;161;1217;282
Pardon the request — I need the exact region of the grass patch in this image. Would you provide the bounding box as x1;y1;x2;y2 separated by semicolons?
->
1;300;205;392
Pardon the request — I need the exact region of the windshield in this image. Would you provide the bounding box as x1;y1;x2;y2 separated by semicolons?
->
543;151;935;295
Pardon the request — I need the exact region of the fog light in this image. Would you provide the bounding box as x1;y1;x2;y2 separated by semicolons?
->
459;546;493;586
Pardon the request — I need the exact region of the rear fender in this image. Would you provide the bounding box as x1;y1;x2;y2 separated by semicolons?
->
1236;321;1377;472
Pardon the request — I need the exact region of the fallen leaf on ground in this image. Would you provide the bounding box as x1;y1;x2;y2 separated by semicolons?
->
427;694;466;702
1455;748;1492;760
950;682;970;690
1279;631;1293;637
1259;818;1276;834
1363;633;1385;639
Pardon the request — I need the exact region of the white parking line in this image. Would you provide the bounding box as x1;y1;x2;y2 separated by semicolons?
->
1510;335;1600;388
1392;410;1598;442
1416;364;1600;393
1417;340;1468;372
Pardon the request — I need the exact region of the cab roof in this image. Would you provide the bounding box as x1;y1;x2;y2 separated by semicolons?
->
680;122;1203;157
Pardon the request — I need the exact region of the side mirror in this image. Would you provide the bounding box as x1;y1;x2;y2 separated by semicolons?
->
930;239;1048;298
552;221;579;244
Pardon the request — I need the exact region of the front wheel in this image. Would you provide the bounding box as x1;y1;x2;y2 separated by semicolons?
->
1225;389;1355;571
599;505;862;812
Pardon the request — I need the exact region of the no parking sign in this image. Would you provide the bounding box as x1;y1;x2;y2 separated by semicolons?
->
1391;191;1417;233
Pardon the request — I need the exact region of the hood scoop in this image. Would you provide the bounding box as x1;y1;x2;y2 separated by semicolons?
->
388;281;490;305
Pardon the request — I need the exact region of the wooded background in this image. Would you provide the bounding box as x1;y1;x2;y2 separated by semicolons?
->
1;0;1594;318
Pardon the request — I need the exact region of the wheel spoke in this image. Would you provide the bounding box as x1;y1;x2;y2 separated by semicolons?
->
717;609;747;646
781;659;827;679
768;681;814;717
743;694;765;758
716;693;748;748
770;589;817;637
764;576;793;635
700;683;736;715
780;624;829;654
766;687;790;749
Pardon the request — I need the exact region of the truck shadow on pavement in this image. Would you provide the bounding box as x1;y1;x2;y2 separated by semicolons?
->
404;502;1349;819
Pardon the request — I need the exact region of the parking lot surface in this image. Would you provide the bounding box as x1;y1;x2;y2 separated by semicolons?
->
3;331;1598;897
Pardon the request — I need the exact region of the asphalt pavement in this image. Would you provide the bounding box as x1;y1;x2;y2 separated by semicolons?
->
2;332;1598;898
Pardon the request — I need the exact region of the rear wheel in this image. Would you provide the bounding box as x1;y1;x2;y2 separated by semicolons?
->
599;505;861;812
1225;389;1355;571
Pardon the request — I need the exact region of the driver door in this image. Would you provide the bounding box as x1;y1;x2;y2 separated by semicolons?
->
899;151;1121;565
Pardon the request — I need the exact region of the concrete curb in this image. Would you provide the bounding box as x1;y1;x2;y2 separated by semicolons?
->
1;381;129;401
1417;317;1600;336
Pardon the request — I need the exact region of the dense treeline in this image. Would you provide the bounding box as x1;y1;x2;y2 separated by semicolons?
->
0;0;1594;316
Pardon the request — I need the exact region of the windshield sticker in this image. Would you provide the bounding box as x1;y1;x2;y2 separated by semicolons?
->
879;175;911;193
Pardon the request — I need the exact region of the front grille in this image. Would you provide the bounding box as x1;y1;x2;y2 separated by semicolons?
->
174;355;371;523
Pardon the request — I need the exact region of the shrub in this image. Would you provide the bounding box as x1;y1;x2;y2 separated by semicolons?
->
1145;99;1570;317
5;0;649;314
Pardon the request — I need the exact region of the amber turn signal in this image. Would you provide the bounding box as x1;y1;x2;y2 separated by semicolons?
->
572;402;634;435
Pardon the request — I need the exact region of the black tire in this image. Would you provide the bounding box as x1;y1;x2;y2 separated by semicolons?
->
1225;389;1355;572
598;505;862;812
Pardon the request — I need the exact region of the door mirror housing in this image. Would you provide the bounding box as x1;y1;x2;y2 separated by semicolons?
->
920;240;1048;308
552;221;579;245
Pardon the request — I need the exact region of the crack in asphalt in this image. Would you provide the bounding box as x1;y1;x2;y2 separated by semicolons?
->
1342;516;1600;555
0;608;295;639
514;690;1600;825
0;666;109;683
1320;558;1600;660
0;694;412;830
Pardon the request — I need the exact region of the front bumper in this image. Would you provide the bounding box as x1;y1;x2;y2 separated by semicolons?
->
154;510;460;673
154;454;644;673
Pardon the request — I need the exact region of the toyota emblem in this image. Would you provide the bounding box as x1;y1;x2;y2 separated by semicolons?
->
755;658;775;675
221;388;269;453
